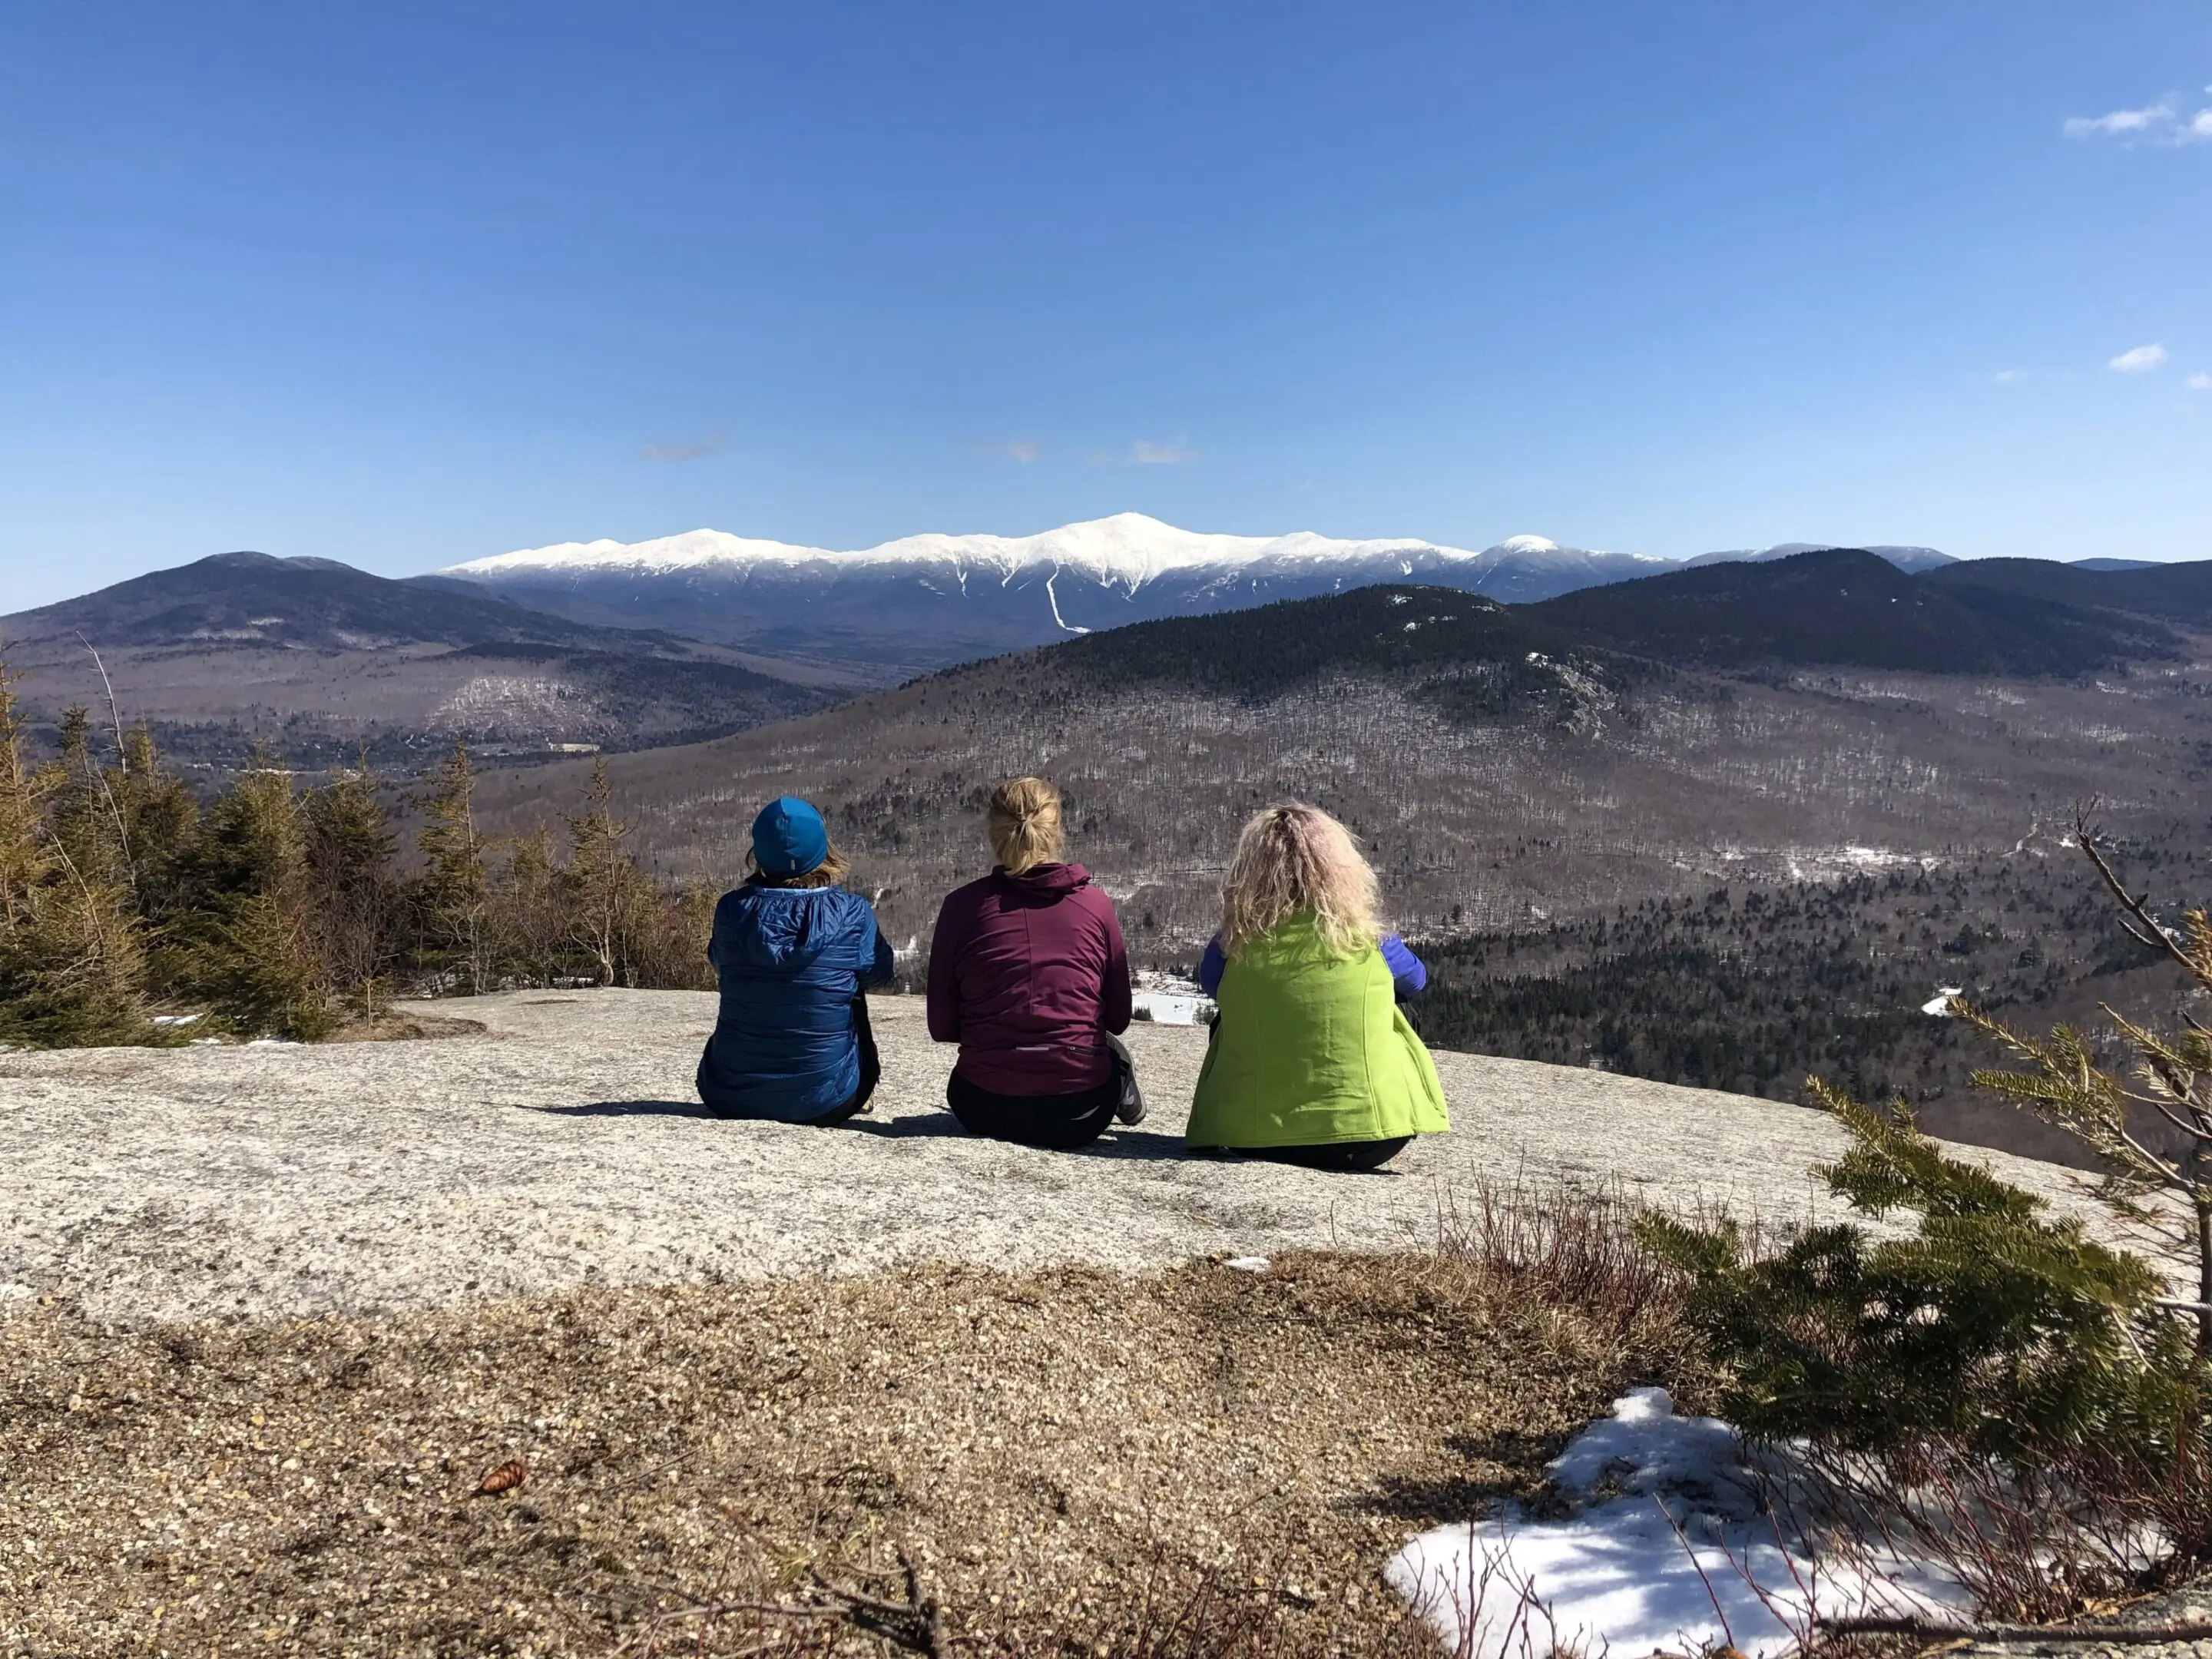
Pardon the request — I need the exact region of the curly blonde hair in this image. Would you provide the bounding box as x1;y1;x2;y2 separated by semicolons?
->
987;777;1065;875
1219;803;1381;960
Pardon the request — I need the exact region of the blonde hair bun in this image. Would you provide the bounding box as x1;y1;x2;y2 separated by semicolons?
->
988;777;1065;874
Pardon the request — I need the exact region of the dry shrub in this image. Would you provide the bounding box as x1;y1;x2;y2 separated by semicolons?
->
1438;1176;1705;1380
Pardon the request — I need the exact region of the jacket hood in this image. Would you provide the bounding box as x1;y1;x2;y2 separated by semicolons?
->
994;862;1091;899
720;883;856;972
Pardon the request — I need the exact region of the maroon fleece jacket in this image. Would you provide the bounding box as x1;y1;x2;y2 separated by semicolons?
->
926;863;1133;1094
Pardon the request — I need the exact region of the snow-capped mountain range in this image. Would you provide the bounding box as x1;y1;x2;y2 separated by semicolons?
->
439;513;1952;667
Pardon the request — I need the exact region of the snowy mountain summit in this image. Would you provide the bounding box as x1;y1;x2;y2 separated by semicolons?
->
441;514;1944;667
443;514;1674;664
451;513;1664;591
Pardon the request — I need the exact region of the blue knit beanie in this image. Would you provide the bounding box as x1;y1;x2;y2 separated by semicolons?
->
750;796;830;878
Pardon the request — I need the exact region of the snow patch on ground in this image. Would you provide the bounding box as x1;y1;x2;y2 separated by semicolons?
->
1387;1389;1963;1659
1132;969;1213;1026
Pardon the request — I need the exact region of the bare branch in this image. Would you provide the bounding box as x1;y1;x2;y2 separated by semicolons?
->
1823;1618;2212;1644
2074;806;2201;982
75;634;127;776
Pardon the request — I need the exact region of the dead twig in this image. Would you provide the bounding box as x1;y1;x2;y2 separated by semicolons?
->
2073;804;2200;982
809;1547;944;1657
1822;1618;2212;1643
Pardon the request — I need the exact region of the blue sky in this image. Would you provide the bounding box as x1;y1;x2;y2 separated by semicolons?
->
2;2;2207;608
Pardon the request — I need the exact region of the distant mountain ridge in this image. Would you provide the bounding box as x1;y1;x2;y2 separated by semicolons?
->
1685;541;1954;574
4;549;632;654
439;513;1965;666
0;550;844;769
1052;550;2173;700
1528;549;2174;677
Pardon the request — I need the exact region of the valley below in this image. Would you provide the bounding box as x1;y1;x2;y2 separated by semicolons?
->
464;590;2212;1157
14;543;2212;1164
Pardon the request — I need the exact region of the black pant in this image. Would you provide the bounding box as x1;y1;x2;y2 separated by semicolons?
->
697;994;879;1125
946;1035;1137;1151
1239;1136;1412;1172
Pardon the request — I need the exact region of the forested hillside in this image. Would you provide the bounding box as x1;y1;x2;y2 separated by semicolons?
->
1414;842;2193;1163
1527;548;2175;674
1928;555;2212;626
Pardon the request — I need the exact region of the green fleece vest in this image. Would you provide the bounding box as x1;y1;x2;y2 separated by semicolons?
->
1187;916;1450;1149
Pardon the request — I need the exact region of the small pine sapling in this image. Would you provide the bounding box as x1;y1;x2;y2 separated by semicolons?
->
1639;1080;2196;1466
1959;808;2212;1359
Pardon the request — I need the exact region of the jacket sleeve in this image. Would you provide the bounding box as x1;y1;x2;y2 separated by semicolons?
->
925;893;965;1044
853;901;895;989
1197;934;1227;998
1098;896;1132;1035
1380;933;1428;995
706;893;734;975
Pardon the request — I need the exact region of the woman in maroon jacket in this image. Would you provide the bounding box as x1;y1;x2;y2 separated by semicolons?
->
926;777;1142;1149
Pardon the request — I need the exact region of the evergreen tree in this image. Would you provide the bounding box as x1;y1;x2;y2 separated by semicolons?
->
167;759;331;1040
491;824;568;985
0;665;158;1047
114;725;199;934
415;742;490;993
305;756;398;1016
1641;1078;2199;1466
1963;810;2212;1359
45;705;134;895
0;667;41;933
562;758;637;986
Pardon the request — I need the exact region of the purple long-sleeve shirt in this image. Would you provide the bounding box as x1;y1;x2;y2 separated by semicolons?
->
1197;931;1426;999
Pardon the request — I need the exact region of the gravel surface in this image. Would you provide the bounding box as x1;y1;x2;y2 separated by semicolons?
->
0;989;2097;1326
5;1253;1663;1656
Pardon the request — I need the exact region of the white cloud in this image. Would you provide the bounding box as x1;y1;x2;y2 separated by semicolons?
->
2109;343;2169;373
2065;101;2173;137
2190;373;2212;391
976;439;1040;463
641;432;725;461
1992;368;2028;384
2065;96;2212;145
1131;438;1201;465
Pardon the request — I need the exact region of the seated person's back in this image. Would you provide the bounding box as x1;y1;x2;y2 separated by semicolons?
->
697;796;894;1124
1186;802;1448;1171
927;777;1137;1147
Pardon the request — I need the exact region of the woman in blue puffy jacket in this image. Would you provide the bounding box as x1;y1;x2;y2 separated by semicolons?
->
695;796;895;1124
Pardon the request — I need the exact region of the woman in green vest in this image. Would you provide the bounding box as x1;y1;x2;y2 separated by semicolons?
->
1187;803;1449;1170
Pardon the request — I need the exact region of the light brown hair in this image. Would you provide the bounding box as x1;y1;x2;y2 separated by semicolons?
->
1219;803;1381;959
987;777;1065;875
747;844;851;889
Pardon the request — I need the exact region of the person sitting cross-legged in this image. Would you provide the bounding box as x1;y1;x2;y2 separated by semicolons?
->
695;796;894;1125
1186;802;1449;1171
926;777;1141;1150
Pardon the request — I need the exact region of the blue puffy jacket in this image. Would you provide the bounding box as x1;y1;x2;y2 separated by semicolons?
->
697;882;896;1121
